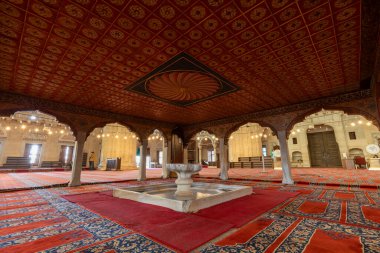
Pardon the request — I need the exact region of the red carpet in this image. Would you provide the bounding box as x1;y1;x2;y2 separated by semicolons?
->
63;189;298;252
303;229;363;253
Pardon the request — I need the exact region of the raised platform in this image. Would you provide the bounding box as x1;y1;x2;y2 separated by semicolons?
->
113;182;252;213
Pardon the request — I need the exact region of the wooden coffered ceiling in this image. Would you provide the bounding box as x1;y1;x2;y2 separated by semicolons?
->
0;0;378;125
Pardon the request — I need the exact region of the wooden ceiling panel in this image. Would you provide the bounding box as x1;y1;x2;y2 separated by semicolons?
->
0;0;368;124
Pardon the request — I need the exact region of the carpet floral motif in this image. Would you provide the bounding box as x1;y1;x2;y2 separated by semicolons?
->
276;197;342;221
0;178;379;253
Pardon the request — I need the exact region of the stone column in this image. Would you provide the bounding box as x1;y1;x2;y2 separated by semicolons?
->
183;146;188;164
213;144;217;162
219;138;229;180
278;130;294;184
167;139;172;163
195;142;199;163
97;145;104;169
198;145;202;163
162;141;168;179
138;139;148;181
69;131;87;187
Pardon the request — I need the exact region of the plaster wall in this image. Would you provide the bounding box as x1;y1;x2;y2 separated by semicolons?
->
228;123;264;162
288;111;379;167
148;139;163;165
97;124;138;170
0;127;75;166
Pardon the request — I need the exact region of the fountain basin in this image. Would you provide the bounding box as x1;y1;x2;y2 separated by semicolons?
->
113;182;252;213
167;163;202;197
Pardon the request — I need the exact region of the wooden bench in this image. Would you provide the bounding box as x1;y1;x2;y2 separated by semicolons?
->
230;156;274;168
40;161;63;168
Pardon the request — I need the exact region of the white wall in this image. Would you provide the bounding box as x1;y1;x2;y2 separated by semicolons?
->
148;138;164;165
0;127;75;166
228;123;266;162
96;124;138;170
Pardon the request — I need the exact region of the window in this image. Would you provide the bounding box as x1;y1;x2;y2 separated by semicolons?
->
349;132;356;140
292;137;298;144
64;146;70;164
207;150;215;162
262;145;267;156
158;151;163;165
146;156;151;168
28;144;41;164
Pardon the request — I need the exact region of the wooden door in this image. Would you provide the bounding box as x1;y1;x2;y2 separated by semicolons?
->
307;131;342;167
323;131;342;167
59;145;66;163
308;133;325;167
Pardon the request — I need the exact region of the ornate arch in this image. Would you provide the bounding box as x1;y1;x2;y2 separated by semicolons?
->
183;128;217;147
146;128;169;143
224;120;278;144
286;106;380;137
87;121;142;142
0;108;77;136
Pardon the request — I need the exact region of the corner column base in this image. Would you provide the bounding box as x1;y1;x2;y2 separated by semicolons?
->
282;178;294;185
220;173;229;180
68;181;81;187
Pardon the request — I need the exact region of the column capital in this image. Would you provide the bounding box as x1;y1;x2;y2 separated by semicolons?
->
139;138;148;147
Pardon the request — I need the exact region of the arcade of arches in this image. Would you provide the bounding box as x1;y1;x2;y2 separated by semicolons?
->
1;109;379;184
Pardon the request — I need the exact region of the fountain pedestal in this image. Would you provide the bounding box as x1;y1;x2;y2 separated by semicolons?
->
167;163;201;198
113;163;252;212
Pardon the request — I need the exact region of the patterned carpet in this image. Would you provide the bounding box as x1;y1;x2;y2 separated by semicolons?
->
0;169;163;191
1;168;380;191
200;168;380;188
0;179;379;252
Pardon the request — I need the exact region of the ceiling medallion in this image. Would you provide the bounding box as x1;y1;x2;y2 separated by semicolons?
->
127;53;239;106
147;71;220;101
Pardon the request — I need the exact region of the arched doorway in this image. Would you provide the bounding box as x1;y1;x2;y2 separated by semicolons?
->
147;129;165;169
228;123;277;168
186;130;218;166
307;125;342;167
88;123;140;170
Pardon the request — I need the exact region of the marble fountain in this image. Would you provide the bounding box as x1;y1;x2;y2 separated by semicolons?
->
113;163;252;213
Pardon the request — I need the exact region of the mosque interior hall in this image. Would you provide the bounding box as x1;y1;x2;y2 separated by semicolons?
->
0;0;380;252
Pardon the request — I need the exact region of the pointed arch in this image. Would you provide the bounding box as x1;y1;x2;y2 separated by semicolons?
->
0;108;76;136
87;121;142;142
225;121;277;144
286;106;380;137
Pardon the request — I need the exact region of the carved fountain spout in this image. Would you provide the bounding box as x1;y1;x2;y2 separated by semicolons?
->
167;163;202;198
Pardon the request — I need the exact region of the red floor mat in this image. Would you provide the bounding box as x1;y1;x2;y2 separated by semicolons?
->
63;189;298;252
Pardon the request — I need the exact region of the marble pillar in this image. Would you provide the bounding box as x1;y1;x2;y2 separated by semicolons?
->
219;138;229;180
69;131;87;187
213;144;217;163
195;141;199;163
138;139;148;181
278;130;294;184
162;142;168;179
183;147;188;164
198;145;202;163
